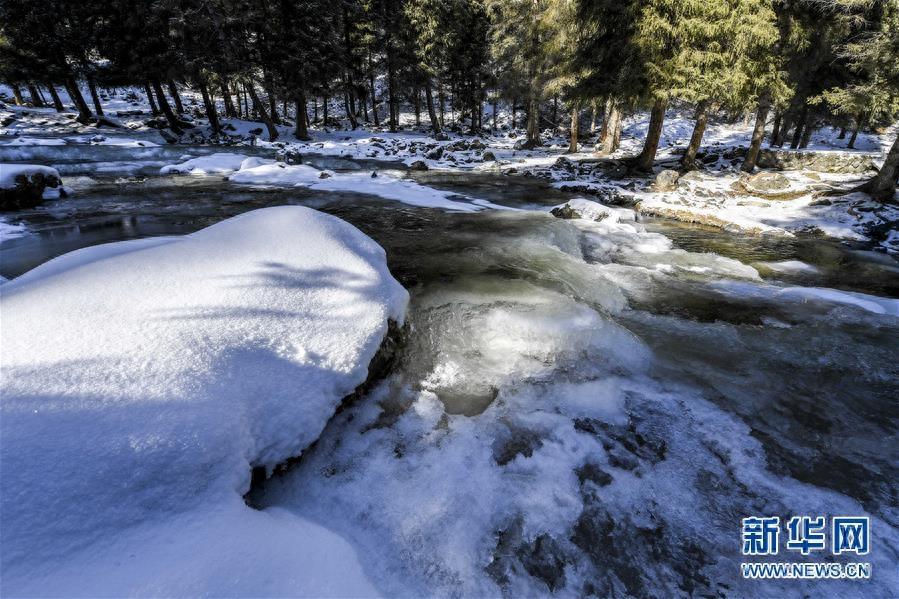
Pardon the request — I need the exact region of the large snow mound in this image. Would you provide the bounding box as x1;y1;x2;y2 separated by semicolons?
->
0;206;407;595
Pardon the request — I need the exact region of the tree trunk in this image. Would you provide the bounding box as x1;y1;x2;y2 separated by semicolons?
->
847;115;863;149
323;94;329;126
87;76;104;116
65;78;93;123
10;83;25;105
345;84;358;129
837;127;847;139
263;75;280;124
799;120;814;149
637;98;667;171
220;78;237;117
774;114;792;147
598;98;612;146
492;93;498;131
511;96;517;129
368;65;380;126
27;84;45;107
567;102;580;153
741;100;770;173
552;95;558;129
198;79;220;135
769;112;781;145
145;82;160;116
599;101;621;155
46;83;64;112
167;80;184;113
424;81;441;134
789;108;807;149
439;87;445;126
682;100;710;170
386;53;397;132
245;83;278;141
294;95;311;140
590;99;599;133
151;79;183;134
413;87;421;127
526;93;541;147
859;132;898;202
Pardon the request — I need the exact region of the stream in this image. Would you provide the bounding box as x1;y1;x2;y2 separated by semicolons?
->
2;141;898;596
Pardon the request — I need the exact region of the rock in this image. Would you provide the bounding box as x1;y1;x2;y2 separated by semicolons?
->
0;166;63;211
679;170;704;182
505;167;518;175
1;114;16;127
550;199;611;222
513;138;540;151
744;171;790;191
426;146;444;160
651;169;680;192
469;139;487;150
553;157;575;171
371;171;378;178
158;129;178;144
482;151;496;162
434;132;449;141
318;171;332;179
408;160;429;171
248;127;263;136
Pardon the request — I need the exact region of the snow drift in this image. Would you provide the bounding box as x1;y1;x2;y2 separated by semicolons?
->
0;206;407;596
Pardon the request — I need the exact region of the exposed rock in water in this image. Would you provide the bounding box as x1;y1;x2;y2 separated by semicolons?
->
0;166;64;211
408;160;429;171
482;150;496;162
550;199;611;222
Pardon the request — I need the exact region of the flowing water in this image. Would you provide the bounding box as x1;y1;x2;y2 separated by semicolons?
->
2;142;898;597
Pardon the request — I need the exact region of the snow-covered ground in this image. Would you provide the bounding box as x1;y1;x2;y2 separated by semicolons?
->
0;206;407;596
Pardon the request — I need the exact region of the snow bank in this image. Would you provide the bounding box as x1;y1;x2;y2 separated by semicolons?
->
159;152;249;175
229;162;505;211
0;206;407;595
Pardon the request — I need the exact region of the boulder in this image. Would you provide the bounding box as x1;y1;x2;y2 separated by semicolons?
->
651;169;680;192
744;171;790;192
408;160;429;171
0;165;64;211
482;151;496;162
513;138;541;151
426;146;444;160
550;199;612;222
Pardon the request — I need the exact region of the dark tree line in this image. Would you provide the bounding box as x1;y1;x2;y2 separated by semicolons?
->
1;0;897;199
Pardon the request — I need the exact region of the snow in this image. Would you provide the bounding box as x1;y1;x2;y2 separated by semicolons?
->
0;216;29;242
0;163;60;189
712;280;899;316
159;152;250;175
0;206;407;596
228;161;510;211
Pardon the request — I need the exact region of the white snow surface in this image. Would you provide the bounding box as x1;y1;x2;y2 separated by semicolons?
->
0;216;29;242
0;206;407;596
159;152;250;175
0;163;60;188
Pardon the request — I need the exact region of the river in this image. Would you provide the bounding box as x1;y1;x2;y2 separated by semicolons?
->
2;140;897;596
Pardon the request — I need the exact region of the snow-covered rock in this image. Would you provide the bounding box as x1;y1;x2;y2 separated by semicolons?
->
159;152;249;175
0;206;408;595
0;163;63;209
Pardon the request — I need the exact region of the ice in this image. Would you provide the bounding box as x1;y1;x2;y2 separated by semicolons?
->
0;216;29;242
159;152;250;175
2;136;67;146
711;280;899;316
0;206;407;595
